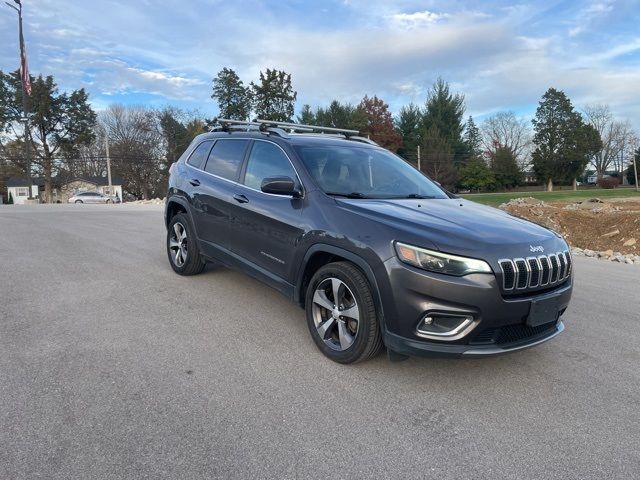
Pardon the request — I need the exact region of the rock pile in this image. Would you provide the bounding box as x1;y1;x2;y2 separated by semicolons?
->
499;197;545;209
571;247;640;265
563;198;619;213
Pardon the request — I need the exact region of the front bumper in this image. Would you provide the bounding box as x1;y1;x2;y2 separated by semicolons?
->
380;257;572;358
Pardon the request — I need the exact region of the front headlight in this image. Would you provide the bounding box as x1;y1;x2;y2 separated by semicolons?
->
395;242;492;276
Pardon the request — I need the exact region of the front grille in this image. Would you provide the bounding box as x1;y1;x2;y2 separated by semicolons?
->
499;251;571;292
470;321;558;346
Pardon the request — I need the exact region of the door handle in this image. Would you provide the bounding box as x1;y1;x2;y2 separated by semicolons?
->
189;178;200;187
233;194;249;204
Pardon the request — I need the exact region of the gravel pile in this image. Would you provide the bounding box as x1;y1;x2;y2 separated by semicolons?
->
499;197;546;208
571;246;640;265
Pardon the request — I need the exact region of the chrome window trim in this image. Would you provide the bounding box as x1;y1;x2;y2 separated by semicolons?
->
184;137;306;199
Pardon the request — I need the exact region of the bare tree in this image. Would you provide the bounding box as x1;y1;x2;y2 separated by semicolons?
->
583;104;634;178
102;104;165;200
481;111;532;168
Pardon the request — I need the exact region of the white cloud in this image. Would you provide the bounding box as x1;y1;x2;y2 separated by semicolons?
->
0;0;638;132
569;1;614;37
387;10;449;29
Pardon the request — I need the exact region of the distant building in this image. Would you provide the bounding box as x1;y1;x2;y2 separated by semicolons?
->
5;175;124;204
523;171;537;184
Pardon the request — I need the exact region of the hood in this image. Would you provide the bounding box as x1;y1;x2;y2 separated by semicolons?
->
335;197;565;258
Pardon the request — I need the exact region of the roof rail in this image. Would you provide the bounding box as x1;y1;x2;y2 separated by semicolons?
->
210;117;366;141
255;119;360;137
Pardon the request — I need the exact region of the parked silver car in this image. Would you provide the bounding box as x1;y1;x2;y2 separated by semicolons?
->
68;191;119;204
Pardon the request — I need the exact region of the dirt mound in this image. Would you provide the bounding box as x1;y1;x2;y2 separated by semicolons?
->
500;199;640;256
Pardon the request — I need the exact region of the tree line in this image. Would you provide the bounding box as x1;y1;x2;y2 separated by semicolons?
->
211;67;638;192
2;66;638;201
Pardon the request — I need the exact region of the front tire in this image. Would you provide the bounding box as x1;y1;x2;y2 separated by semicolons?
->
305;262;383;364
167;213;205;276
75;200;83;204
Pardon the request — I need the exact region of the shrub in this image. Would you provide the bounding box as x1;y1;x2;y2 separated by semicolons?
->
597;176;620;189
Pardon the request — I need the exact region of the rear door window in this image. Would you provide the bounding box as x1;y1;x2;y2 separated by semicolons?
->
204;139;249;181
187;141;213;170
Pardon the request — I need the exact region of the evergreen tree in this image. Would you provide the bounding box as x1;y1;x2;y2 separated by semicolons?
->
8;191;13;204
626;148;639;185
0;70;96;203
395;103;422;160
251;69;297;122
458;157;496;192
422;78;467;163
421;125;457;189
463;116;482;157
158;108;189;164
297;104;316;124
531;88;602;191
211;68;251;120
313;100;366;131
490;146;522;190
358;95;402;152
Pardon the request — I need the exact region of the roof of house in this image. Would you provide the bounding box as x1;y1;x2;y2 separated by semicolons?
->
6;175;124;188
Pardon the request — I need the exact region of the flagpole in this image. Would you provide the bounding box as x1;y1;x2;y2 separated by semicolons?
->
6;0;31;197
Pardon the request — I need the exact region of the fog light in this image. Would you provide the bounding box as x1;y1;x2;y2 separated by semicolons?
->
417;313;474;339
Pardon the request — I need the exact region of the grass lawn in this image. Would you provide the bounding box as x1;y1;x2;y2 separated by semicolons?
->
460;188;640;206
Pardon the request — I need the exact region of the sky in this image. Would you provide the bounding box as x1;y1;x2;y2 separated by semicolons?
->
1;0;639;130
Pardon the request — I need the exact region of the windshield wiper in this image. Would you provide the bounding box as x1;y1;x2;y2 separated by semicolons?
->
387;193;437;199
325;191;369;199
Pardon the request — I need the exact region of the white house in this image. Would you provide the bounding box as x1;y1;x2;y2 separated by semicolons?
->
6;176;124;204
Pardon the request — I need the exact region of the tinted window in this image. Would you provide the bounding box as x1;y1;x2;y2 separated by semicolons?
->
187;141;213;170
204;140;249;181
294;145;448;199
243;142;297;190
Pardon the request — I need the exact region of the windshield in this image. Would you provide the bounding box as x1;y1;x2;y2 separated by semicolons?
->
294;144;448;199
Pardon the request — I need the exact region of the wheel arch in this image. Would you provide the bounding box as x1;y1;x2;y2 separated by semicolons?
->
295;244;386;331
164;196;191;228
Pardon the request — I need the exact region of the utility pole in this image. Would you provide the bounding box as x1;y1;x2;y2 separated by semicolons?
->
5;0;31;196
104;129;113;203
417;145;421;172
634;152;639;192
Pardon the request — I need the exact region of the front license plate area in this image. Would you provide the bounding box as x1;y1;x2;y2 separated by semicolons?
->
527;297;560;327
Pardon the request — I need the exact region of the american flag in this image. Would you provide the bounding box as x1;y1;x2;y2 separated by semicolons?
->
19;13;31;96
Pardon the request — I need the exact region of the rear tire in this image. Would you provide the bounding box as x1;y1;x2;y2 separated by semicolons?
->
167;213;205;276
305;262;383;364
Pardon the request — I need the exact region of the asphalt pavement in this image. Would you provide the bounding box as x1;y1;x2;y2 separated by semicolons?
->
1;204;639;479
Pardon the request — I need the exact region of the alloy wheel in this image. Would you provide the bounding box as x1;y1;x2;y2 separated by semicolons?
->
169;222;188;267
311;277;360;351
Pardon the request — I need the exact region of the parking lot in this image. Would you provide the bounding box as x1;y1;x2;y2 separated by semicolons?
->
1;204;639;479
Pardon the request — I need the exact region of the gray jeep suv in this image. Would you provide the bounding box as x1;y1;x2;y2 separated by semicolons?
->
164;119;572;363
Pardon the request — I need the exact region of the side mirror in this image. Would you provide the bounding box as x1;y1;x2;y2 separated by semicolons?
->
261;176;302;197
